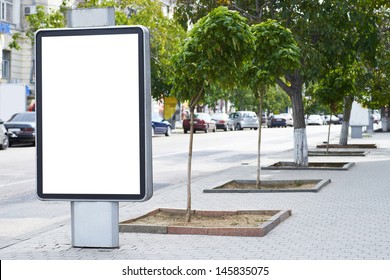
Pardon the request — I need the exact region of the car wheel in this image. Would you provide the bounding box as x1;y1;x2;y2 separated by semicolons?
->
204;125;209;133
165;126;172;136
152;127;155;137
223;126;228;131
213;126;216;132
0;135;9;150
236;123;242;130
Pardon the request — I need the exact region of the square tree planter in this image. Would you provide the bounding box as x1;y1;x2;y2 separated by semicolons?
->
316;144;377;149
308;150;366;157
262;161;355;170
204;179;331;193
119;208;291;237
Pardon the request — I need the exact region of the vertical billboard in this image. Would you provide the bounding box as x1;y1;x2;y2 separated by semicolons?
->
35;26;152;201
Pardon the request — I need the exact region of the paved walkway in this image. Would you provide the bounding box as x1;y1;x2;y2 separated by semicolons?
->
1;132;390;260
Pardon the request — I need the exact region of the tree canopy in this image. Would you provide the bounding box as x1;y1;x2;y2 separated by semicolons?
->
171;6;254;107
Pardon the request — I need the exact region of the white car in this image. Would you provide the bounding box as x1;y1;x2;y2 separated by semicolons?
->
306;115;324;125
279;113;293;126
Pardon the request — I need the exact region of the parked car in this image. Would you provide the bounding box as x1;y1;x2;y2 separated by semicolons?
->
151;114;172;136
211;113;233;131
0;119;9;150
260;113;267;126
279;113;293;127
323;115;340;124
306;115;325;125
4;112;36;146
372;110;380;124
337;113;344;124
228;111;259;130
182;112;216;133
267;115;287;128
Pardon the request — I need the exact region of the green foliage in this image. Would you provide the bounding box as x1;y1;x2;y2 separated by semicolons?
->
80;0;186;100
246;19;301;92
174;0;224;30
174;0;388;107
8;33;22;50
229;86;290;113
171;6;255;107
26;5;66;43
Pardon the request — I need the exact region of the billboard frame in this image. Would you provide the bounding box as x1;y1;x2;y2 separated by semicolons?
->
35;26;153;201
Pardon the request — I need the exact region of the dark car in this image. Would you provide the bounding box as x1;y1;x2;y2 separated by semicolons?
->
5;112;36;146
267;115;287;128
211;113;232;131
0;119;9;150
183;112;216;133
152;114;172;137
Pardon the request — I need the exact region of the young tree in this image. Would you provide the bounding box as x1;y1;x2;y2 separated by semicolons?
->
248;20;301;184
171;6;254;221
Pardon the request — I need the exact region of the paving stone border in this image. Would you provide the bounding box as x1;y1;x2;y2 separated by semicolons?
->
119;208;292;237
262;161;355;170
203;179;331;193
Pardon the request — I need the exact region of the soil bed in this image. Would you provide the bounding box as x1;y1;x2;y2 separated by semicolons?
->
308;150;366;156
316;144;376;149
262;161;354;170
119;208;291;237
204;179;330;193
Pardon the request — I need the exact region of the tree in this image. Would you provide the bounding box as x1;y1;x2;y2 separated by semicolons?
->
247;20;300;185
171;6;254;221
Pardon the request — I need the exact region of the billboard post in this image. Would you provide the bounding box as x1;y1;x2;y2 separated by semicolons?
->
35;8;152;248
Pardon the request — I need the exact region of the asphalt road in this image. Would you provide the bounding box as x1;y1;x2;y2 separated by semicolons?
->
0;125;342;248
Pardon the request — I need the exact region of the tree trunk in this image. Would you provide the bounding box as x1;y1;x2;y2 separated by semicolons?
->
185;88;204;222
186;106;195;222
339;96;353;146
276;73;308;166
256;87;265;188
326;120;331;153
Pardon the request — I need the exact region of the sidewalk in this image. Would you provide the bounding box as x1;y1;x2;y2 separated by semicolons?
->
1;132;390;260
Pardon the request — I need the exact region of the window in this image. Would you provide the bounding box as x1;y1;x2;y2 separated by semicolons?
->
2;50;10;79
0;0;12;22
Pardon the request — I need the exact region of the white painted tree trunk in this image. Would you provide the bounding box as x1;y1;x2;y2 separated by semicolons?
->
294;128;308;166
339;121;349;145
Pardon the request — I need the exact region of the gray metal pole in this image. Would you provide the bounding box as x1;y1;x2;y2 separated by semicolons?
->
67;7;119;248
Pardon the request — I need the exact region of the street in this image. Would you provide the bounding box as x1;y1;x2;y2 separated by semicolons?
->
0;125;342;248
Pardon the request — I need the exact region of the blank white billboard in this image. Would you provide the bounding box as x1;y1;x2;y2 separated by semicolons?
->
35;26;152;201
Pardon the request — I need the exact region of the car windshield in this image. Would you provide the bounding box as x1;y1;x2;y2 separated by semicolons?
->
9;113;35;122
243;112;256;118
211;113;228;120
194;113;210;120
